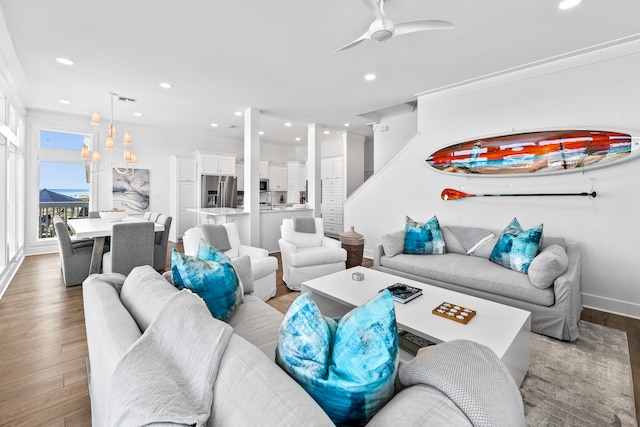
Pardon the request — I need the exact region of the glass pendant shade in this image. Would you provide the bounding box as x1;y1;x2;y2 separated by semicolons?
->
123;131;131;144
92;150;101;163
123;147;131;162
81;145;90;160
105;136;115;150
131;152;137;165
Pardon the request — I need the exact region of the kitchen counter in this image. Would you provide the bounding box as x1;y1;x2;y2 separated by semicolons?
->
187;208;249;216
259;207;315;252
260;207;313;214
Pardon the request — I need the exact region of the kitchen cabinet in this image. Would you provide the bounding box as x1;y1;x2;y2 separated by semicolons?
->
268;165;287;191
287;161;299;190
321;178;343;237
199;153;236;175
169;155;198;242
321;156;343;179
299;165;307;190
236;164;244;190
260;161;269;178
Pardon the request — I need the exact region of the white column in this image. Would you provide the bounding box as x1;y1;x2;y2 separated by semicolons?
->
307;124;321;218
244;108;260;246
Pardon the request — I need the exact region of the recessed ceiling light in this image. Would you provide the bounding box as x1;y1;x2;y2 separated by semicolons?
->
211;123;219;127
259;131;264;135
59;99;70;104
323;130;331;135
344;123;351;127
159;82;172;89
285;122;292;127
55;57;74;66
558;0;582;10
364;73;376;81
133;112;143;117
234;111;243;116
295;137;301;141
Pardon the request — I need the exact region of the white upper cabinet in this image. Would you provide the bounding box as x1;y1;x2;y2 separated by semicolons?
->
260;161;269;178
287;161;300;190
176;157;197;182
268;165;287;190
199;153;236;175
321;156;343;179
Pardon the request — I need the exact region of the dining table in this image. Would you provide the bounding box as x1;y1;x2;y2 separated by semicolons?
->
67;216;164;275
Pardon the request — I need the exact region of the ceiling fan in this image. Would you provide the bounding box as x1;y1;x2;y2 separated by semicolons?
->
334;0;454;53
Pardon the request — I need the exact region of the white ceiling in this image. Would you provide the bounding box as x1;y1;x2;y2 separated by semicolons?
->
1;0;640;145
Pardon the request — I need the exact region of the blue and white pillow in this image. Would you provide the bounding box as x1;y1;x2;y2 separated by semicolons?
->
404;215;446;255
489;218;543;273
171;247;242;322
276;291;398;426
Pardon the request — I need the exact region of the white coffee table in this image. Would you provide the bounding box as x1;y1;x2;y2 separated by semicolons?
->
301;266;531;386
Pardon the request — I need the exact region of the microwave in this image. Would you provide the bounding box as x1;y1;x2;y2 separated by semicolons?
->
259;179;269;192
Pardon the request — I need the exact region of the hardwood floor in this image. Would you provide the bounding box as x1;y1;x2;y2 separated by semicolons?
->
0;244;638;425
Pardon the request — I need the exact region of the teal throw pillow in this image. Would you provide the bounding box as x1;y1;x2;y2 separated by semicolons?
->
276;291;398;426
404;215;446;255
171;248;242;322
489;218;543;273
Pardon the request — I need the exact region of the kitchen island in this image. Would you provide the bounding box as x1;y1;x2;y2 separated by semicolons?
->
260;207;314;253
187;207;250;242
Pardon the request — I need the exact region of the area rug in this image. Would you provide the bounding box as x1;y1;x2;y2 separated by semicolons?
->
268;294;637;426
522;320;637;426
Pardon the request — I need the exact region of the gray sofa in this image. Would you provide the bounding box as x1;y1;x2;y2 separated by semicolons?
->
83;265;525;426
373;226;582;341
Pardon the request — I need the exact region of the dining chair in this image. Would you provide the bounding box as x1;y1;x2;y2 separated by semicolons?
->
53;216;94;287
151;214;172;271
102;221;155;276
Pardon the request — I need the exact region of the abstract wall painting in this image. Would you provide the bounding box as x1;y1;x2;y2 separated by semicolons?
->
112;168;150;213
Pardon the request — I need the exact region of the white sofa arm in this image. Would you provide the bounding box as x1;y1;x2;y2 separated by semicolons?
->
238;245;269;260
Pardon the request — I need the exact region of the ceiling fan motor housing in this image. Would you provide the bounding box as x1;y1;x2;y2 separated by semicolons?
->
369;18;395;42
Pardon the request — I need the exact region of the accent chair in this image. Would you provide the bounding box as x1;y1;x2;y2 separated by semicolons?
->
278;217;347;291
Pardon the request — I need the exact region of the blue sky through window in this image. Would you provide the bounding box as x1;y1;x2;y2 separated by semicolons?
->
40;129;88;150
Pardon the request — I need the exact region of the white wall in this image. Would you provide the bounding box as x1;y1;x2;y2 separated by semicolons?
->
345;38;640;319
373;109;417;171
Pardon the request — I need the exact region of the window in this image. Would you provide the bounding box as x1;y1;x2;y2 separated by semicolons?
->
39;129;87;150
38;129;92;239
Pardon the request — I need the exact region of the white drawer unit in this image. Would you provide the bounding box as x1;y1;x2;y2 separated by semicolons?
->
321;178;344;237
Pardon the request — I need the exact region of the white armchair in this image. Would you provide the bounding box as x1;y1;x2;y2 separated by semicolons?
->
183;223;278;301
278;218;347;291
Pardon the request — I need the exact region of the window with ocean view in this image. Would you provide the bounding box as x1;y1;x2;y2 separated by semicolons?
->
38;130;91;239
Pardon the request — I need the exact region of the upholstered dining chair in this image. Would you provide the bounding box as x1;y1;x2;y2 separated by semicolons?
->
151;214;172;271
102;221;155;276
278;217;347;291
53;216;94;287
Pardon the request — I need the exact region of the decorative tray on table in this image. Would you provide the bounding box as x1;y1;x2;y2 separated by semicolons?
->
432;302;476;324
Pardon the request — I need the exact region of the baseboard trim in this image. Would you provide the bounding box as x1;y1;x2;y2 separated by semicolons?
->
582;293;640;320
0;251;25;301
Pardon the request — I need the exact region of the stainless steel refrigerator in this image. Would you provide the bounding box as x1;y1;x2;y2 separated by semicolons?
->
201;175;238;208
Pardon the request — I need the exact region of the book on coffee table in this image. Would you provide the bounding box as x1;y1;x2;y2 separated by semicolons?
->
381;283;423;303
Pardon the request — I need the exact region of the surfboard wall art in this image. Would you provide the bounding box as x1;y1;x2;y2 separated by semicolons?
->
425;130;639;176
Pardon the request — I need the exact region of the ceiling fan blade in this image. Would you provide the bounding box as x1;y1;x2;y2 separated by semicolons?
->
361;0;383;20
394;19;454;36
333;34;369;53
